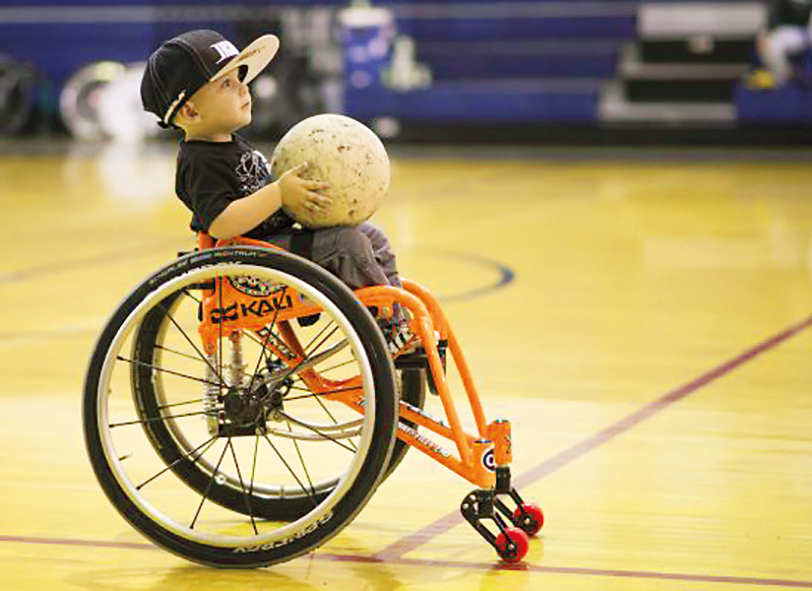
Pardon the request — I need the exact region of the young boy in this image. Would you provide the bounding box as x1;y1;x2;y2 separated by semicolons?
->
140;29;400;291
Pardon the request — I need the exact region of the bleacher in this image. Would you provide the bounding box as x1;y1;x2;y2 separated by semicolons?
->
345;0;812;135
344;0;639;124
2;0;812;141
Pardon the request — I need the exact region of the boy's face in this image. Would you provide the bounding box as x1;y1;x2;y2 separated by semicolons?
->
181;69;252;137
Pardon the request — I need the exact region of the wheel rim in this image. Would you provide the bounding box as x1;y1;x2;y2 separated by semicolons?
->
94;263;378;548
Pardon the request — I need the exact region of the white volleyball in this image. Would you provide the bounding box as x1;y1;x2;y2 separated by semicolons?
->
271;114;390;228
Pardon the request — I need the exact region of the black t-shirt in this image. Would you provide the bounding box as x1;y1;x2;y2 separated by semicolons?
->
175;134;293;238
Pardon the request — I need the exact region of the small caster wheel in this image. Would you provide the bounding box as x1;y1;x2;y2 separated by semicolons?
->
495;527;529;563
512;503;544;536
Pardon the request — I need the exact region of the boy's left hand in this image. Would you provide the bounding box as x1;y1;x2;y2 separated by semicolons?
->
279;162;332;213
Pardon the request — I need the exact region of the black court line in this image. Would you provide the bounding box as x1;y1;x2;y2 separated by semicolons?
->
0;247;516;342
0;244;514;301
0;239;188;284
420;248;516;302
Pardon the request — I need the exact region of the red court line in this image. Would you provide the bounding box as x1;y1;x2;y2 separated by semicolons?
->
324;555;812;588
374;312;812;561
0;534;153;551
2;535;811;588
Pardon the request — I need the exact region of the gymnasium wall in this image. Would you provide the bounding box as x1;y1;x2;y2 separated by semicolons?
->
0;0;807;143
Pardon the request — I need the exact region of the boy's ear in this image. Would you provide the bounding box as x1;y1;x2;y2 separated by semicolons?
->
176;101;200;125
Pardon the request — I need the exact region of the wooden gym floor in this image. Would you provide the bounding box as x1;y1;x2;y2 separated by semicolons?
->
1;141;811;590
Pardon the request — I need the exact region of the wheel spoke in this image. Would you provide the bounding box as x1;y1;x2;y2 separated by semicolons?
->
302;319;337;355
136;436;218;491
241;329;270;350
313;396;358;452
110;409;209;428
180;287;202;305
247;286;288;393
311;358;358;375
278;339;349;383
155;398;203;411
287;420;317;501
314;395;340;426
157;300;226;386
278;411;358;454
305;324;341;359
190;439;231;530
262;434;319;508
283;385;361;402
226;439;258;535
248;434;260;505
117;355;222;388
155;345;206;364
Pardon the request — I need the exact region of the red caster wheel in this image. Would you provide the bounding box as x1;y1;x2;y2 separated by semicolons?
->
512;503;544;536
495;527;529;563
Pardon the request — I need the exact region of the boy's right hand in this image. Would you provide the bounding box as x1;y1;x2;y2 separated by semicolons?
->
278;163;332;214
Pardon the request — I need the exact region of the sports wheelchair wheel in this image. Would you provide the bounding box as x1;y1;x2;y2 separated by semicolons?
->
131;292;425;521
83;247;399;567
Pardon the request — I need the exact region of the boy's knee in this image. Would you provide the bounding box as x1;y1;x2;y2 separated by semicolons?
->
358;222;388;247
332;226;372;257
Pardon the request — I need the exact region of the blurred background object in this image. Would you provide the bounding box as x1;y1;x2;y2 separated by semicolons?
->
0;0;810;144
59;61;126;141
747;0;812;89
0;54;44;136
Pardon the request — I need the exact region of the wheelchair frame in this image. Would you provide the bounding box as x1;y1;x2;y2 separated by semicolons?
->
196;233;542;560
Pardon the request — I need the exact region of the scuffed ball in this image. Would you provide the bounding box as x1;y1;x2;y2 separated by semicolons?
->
271;113;390;228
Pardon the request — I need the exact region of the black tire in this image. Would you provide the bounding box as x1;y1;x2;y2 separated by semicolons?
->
387;368;426;476
130;294;425;519
83;247;399;567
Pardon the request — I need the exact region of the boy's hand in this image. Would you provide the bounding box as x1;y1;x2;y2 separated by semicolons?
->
278;163;331;214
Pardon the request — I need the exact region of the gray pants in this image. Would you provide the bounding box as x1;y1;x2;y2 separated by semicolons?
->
263;222;400;290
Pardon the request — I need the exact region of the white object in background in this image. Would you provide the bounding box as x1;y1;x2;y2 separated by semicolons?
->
383;35;433;91
98;63;160;144
60;61;125;141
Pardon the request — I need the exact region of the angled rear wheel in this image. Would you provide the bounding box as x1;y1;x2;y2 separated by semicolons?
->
83;247;399;567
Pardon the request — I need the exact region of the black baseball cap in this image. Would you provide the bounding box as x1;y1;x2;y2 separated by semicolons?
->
141;29;279;128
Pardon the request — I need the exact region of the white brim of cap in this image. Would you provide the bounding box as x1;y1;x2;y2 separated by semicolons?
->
210;34;280;84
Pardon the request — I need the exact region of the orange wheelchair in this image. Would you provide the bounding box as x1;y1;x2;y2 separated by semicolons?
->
82;234;542;567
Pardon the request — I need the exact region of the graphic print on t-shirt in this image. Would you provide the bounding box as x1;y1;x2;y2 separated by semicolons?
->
236;150;272;195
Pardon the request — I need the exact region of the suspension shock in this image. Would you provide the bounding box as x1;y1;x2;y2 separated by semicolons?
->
229;331;245;388
203;351;220;436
